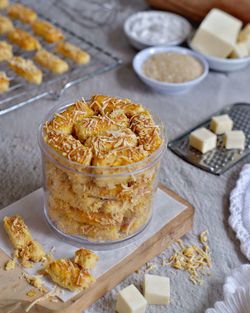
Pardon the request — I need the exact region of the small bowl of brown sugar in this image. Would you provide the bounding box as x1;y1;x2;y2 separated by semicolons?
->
133;46;208;94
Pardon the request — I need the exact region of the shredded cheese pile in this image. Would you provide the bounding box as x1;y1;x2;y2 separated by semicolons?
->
167;231;211;285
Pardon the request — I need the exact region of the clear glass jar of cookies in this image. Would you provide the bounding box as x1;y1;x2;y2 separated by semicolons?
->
38;95;166;245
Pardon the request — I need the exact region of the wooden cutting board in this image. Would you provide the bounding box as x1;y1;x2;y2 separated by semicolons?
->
146;0;250;24
0;184;194;313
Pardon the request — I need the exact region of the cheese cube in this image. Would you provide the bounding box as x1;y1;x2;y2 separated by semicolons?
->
238;24;250;42
191;9;242;58
189;127;217;153
238;24;250;54
230;42;249;58
245;38;250;54
210;114;233;134
116;284;147;313
143;274;170;305
224;130;245;150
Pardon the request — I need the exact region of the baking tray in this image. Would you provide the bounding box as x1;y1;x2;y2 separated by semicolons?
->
168;103;250;175
0;1;122;116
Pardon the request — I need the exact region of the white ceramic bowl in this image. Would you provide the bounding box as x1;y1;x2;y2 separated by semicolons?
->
133;46;208;94
206;287;250;313
124;10;192;50
189;40;250;72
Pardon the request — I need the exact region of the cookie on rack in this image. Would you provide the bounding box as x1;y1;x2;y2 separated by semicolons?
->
0;71;9;93
9;56;43;85
0;41;12;62
55;41;90;65
7;3;37;24
0;15;14;35
32;19;64;43
0;0;9;9
34;49;69;74
8;28;41;51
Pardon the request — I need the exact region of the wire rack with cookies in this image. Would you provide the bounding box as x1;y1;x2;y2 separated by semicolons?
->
0;1;122;116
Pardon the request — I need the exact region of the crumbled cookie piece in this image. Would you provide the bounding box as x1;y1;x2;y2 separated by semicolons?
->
4;258;16;271
44;259;95;291
74;248;99;270
26;289;37;298
3;215;45;267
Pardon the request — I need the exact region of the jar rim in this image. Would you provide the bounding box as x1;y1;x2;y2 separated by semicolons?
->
37;101;166;175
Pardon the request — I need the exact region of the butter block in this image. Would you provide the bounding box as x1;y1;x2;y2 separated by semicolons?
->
116;284;147;313
143;274;170;305
210;114;233;134
189;127;217;153
191;9;242;58
224;130;245;150
230;42;249;58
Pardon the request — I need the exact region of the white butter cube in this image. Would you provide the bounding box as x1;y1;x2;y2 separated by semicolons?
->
230;42;249;58
143;274;170;305
189;127;217;153
191;9;242;58
210;114;233;134
224;130;245;150
116;284;147;313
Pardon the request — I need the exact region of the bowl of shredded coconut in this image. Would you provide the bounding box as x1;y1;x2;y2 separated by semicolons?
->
124;11;192;50
133;46;208;94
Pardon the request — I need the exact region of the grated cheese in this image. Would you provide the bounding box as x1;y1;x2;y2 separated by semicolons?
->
166;231;212;285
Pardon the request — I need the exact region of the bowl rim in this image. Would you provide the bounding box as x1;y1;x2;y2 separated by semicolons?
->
188;39;250;64
133;46;209;88
124;10;192;47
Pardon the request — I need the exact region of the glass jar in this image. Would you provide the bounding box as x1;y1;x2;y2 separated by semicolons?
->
38;103;166;245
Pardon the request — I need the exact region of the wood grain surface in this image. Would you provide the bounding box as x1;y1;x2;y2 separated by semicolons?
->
0;184;194;313
146;0;250;24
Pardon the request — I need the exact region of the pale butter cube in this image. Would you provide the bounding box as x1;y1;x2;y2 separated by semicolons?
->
116;284;147;313
143;274;170;305
210;114;233;134
230;42;249;58
189;127;217;153
224;130;245;150
191;9;242;58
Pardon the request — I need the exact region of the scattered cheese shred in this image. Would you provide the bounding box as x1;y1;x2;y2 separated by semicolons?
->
145;262;157;272
166;231;212;285
25;287;59;312
23;273;47;293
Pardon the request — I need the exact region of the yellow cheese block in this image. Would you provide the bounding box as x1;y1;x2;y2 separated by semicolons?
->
191;9;242;58
189;127;217;153
210;114;233;134
224;130;245;150
230;42;249;58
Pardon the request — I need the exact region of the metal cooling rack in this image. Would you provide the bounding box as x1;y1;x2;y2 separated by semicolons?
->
168;103;250;175
0;1;122;116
